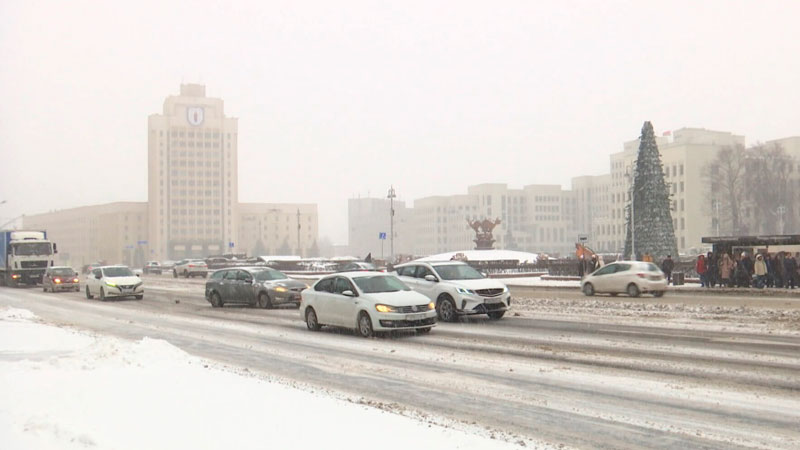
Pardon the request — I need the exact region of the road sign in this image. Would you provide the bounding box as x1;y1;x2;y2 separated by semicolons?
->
578;234;588;242
229;242;235;248
379;232;387;240
137;240;148;245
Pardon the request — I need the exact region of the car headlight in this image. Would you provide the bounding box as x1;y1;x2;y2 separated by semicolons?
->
275;286;288;293
427;302;435;310
105;281;117;287
456;287;475;295
375;304;396;313
135;282;143;288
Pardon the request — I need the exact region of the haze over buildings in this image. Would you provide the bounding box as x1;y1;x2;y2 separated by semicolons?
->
2;2;800;245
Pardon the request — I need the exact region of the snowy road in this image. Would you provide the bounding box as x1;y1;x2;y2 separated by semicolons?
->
1;278;799;449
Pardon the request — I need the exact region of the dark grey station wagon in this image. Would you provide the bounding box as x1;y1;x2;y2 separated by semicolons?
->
204;266;309;308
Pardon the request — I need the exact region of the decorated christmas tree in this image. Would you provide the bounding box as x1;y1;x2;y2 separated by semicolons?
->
623;121;679;261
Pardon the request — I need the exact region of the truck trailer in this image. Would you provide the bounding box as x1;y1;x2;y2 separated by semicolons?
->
0;230;57;286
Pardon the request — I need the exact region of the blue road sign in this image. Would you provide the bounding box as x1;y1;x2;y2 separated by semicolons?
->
229;242;235;248
379;232;387;240
137;240;148;245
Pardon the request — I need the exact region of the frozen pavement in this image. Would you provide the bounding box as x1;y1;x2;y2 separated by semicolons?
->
0;307;532;450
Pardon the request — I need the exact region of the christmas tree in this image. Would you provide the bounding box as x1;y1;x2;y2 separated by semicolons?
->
624;121;678;262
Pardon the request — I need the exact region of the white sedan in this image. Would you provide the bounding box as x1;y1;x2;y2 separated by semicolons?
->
300;272;437;337
581;261;667;297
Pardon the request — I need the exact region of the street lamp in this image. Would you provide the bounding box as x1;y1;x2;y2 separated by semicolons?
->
387;186;396;263
777;205;787;234
625;166;637;260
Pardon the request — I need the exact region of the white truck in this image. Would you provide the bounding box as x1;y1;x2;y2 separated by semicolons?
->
0;230;58;287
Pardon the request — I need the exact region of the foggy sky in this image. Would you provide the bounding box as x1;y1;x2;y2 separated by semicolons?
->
1;0;799;244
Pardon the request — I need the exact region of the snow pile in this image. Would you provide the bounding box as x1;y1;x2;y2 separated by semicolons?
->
0;308;521;450
416;249;540;263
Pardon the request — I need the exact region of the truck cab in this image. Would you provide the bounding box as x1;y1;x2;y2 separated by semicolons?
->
1;230;57;286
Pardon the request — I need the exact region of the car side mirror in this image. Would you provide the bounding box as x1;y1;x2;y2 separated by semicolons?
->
244;278;253;284
342;290;355;297
95;274;102;279
136;274;141;278
424;274;437;282
53;243;58;254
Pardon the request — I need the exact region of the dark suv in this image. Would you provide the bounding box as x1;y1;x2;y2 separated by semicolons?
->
205;267;308;308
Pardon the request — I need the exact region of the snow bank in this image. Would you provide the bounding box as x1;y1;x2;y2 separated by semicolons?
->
0;308;521;450
416;250;539;263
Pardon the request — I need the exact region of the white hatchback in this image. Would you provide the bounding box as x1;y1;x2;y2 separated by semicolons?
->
581;261;667;297
300;272;437;337
85;265;144;300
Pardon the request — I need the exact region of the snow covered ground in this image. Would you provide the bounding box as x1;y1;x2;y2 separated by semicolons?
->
0;307;527;450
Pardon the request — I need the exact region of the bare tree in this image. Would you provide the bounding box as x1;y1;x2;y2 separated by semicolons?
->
704;145;748;235
743;143;794;234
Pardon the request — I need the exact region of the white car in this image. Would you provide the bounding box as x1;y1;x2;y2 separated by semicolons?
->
394;261;510;322
581;261;667;297
173;259;208;278
300;272;437;338
85;265;144;300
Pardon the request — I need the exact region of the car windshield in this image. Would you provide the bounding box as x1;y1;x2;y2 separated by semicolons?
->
432;264;484;280
51;268;75;276
254;269;288;281
13;242;52;256
103;267;134;277
353;275;411;293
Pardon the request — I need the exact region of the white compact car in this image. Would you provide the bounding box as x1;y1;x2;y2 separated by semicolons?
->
300;272;437;338
581;261;667;297
173;259;208;278
85;265;144;300
394;261;510;322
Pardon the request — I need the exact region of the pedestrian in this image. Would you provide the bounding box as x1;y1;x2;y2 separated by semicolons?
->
661;255;674;284
775;252;786;288
754;254;767;288
783;252;797;289
737;252;753;288
719;253;734;287
706;251;717;288
765;253;775;288
578;255;585;278
696;254;707;287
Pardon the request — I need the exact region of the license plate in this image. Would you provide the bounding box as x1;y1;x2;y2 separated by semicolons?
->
405;313;426;321
484;297;503;304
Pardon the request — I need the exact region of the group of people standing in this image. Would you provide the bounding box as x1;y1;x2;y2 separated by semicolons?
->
693;251;799;289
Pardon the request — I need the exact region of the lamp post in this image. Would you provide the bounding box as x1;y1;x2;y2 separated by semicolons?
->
777;205;787;234
296;208;302;258
387;186;396;263
625;167;636;260
712;199;720;236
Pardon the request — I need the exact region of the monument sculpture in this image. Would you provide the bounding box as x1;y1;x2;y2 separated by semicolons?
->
467;218;502;250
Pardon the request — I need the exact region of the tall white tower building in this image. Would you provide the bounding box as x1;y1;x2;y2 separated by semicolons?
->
147;84;239;260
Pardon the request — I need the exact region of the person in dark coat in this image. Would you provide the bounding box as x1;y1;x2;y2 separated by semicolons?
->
783;253;796;289
661;255;674;284
578;255;585;278
765;253;775;288
705;252;717;288
775;253;786;288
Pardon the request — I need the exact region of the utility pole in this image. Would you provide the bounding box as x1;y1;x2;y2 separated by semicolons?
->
387;186;396;263
296;208;301;258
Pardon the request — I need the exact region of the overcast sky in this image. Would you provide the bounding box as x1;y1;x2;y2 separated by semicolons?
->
1;0;798;244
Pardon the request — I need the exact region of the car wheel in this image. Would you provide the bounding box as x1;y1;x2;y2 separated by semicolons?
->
627;283;641;298
99;287;106;301
210;292;222;308
173;270;177;278
415;327;432;334
85;286;94;299
653;290;665;298
487;310;506;320
357;311;374;338
305;307;321;331
184;270;190;278
436;295;458;322
582;283;595;296
257;292;273;309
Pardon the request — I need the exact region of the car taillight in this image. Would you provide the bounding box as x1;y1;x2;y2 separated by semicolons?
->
636;273;646;278
54;278;62;284
189;264;195;268
73;278;79;283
